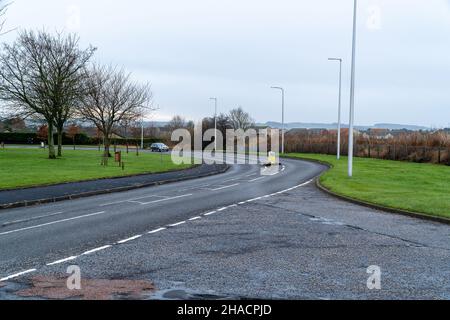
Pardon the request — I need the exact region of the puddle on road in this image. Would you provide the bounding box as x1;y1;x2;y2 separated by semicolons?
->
149;281;239;300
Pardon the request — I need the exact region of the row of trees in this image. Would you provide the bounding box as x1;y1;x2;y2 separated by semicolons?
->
0;30;153;159
166;106;255;133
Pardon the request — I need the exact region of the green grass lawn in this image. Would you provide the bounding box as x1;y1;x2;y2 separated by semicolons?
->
0;148;192;190
285;153;450;219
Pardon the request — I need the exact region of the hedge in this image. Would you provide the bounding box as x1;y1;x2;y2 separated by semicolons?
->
0;132;166;147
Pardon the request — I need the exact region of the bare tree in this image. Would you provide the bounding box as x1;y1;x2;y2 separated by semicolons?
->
166;115;187;132
78;65;152;160
229;107;254;131
0;30;95;158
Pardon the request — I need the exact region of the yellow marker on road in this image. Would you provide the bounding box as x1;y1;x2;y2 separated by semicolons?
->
268;151;277;165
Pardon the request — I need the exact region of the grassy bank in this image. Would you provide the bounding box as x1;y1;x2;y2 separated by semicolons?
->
285;153;450;219
0;148;192;190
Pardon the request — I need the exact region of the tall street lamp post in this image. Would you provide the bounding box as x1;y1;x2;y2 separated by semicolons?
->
210;97;218;150
348;0;358;177
271;86;285;154
328;57;343;160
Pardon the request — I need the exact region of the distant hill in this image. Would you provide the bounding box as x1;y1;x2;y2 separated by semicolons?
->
260;122;430;131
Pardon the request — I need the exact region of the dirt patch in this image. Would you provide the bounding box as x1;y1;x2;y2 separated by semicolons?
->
16;276;155;300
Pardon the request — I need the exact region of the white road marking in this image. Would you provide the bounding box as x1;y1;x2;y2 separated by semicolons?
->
223;177;240;182
210;183;239;191
0;211;106;236
1;212;64;227
169;221;186;227
100;193;192;207
117;235;142;244
249;177;265;182
82;245;112;255
135;194;193;205
46;256;78;266
0;269;37;282
148;227;166;234
0;177;316;285
100;195;167;207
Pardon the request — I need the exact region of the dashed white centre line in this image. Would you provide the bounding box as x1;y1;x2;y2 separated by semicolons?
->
148;227;166;234
82;245;112;255
169;221;186;227
204;211;217;216
46;256;78;266
0;269;37;282
117;235;142;244
189;216;202;221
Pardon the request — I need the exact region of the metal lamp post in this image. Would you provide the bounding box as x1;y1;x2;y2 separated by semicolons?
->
210;97;218;150
271;86;285;154
328;58;343;160
348;0;358;177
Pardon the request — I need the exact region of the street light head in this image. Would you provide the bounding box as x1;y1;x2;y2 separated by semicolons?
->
328;58;342;62
271;86;283;91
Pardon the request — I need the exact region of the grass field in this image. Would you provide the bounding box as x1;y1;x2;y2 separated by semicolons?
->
0;148;192;190
286;153;450;219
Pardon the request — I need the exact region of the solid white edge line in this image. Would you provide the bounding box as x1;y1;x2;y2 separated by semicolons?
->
82;245;112;256
117;235;142;244
46;256;78;266
0;269;37;282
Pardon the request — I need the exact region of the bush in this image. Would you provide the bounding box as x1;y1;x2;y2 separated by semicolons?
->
0;132;38;144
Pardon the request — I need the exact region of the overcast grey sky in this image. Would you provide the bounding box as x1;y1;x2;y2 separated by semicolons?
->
3;0;450;127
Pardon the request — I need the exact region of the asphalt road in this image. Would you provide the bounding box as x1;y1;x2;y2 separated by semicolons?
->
0;155;324;281
1;155;449;299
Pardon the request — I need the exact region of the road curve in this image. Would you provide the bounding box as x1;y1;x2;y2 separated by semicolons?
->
0;157;326;279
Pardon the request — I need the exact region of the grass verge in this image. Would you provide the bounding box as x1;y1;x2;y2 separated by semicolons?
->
285;153;450;219
0;148;192;190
